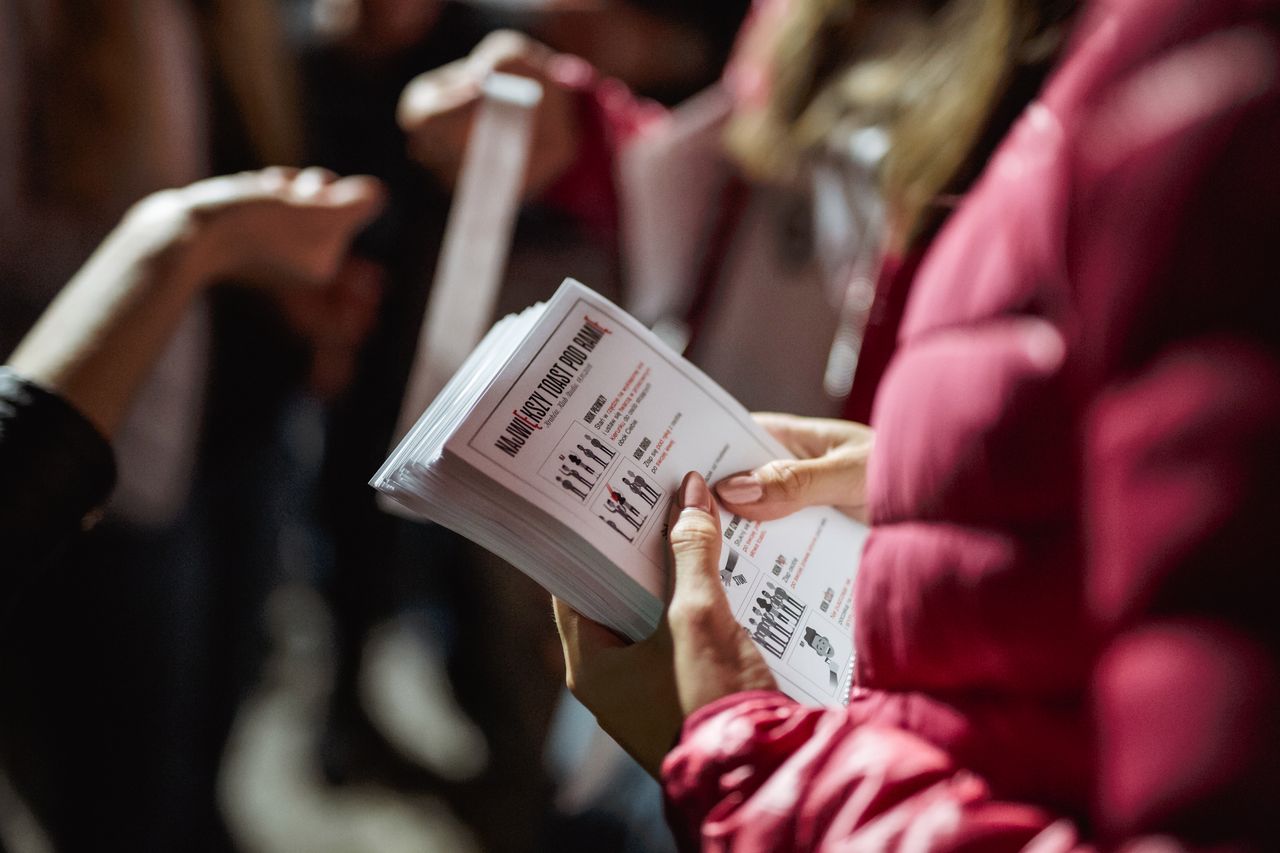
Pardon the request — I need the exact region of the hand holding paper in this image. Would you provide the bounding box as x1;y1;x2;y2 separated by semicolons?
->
398;30;578;197
553;470;775;778
373;279;868;707
716;414;874;523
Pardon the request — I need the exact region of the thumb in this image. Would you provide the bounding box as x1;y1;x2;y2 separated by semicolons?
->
665;472;726;611
714;450;868;522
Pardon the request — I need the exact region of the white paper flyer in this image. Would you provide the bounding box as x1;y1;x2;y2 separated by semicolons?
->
377;279;869;707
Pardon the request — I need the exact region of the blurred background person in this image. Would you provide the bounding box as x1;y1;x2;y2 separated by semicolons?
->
0;167;486;853
0;1;389;848
3;169;383;576
399;2;888;420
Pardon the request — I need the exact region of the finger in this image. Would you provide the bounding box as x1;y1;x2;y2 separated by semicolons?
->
258;166;301;191
397;61;482;132
290;167;340;199
714;449;869;522
665;472;727;615
312;176;387;227
752;412;871;459
552;596;627;666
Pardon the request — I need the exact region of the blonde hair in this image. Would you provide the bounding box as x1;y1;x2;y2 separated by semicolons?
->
726;0;1074;250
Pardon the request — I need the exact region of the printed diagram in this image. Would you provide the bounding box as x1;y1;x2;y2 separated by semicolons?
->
594;483;649;543
718;547;761;617
620;469;662;509
580;434;616;466
539;424;620;503
747;582;805;660
787;611;852;696
799;627;840;689
558;450;600;498
539;423;656;547
720;549;748;589
583;435;658;545
602;468;667;547
727;558;850;698
555;450;599;500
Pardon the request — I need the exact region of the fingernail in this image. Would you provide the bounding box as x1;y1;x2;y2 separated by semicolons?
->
678;471;714;514
716;474;763;505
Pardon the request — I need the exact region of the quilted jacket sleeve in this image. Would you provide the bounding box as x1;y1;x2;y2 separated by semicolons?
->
1084;341;1280;848
1072;7;1280;846
662;691;1079;852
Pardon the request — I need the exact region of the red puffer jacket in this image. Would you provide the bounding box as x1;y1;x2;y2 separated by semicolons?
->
659;0;1280;849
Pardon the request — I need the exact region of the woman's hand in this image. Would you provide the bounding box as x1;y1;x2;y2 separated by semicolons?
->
714;413;875;523
158;167;385;399
133;167;385;290
553;471;776;777
10;168;383;435
397;30;579;197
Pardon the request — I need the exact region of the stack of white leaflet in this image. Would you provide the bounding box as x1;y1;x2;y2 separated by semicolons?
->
373;278;870;707
376;299;659;639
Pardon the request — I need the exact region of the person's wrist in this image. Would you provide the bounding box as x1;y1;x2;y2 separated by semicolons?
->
116;191;219;296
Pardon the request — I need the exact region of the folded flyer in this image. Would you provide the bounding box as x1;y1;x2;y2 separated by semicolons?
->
372;279;868;706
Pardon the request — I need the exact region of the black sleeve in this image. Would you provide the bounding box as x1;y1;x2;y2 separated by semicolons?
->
0;368;116;601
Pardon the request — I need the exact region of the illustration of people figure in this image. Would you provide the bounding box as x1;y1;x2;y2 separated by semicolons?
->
607;486;643;521
560;465;592;488
756;595;797;628
586;435;617;459
801;626;835;662
623;470;660;507
605;499;642;530
599;516;635;542
750;612;789;654
766;581;805;620
557;477;589;500
751;605;795;643
748;618;786;658
755;616;789;651
800;626;841;688
576;443;608;468
560;453;596;477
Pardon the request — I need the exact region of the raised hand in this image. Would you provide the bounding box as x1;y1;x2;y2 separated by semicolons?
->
397;30;579;196
9;168;384;434
140;166;385;288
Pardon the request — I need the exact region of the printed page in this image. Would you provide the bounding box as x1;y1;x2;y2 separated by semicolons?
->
446;280;869;706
